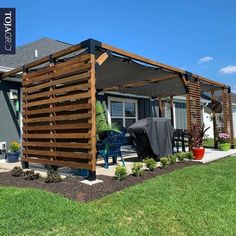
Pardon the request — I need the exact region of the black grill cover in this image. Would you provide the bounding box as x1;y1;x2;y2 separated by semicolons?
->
128;118;174;160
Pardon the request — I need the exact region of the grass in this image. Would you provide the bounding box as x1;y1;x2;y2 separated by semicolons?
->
1;157;236;235
203;138;236;148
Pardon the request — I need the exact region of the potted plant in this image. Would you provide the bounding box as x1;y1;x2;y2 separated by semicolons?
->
218;133;231;151
96;101;120;140
186;124;210;160
5;141;21;163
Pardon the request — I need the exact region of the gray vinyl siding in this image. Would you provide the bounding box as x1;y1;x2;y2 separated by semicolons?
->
0;80;21;149
138;98;152;119
175;102;187;129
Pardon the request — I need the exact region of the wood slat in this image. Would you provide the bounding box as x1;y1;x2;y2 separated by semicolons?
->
23;71;91;93
22;123;92;131
23;149;92;159
23;83;90;101
23;62;91;86
23;91;90;108
24;53;91;80
22;141;91;149
23;133;91;139
22;157;92;170
22;103;92;116
23;113;92;123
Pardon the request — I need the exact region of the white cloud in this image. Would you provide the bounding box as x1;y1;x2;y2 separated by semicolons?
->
198;56;214;64
232;85;236;93
219;65;236;75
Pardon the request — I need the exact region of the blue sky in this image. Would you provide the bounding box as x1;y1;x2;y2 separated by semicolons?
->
2;0;236;90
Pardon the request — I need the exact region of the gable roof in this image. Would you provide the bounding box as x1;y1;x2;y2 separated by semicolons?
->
0;38;71;70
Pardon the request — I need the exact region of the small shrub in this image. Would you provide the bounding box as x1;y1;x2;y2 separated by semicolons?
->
168;155;177;165
9;141;20;152
131;162;143;177
185;151;194;160
45;170;62;183
176;152;185;162
115;165;127;181
44;164;58;171
143;158;157;171
24;170;39;181
11;166;24;177
160;157;170;168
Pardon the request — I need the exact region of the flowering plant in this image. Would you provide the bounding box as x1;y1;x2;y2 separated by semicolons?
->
218;133;230;144
9;141;21;152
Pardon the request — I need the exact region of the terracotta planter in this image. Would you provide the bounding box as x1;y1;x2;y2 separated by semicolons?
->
192;147;205;160
219;143;230;151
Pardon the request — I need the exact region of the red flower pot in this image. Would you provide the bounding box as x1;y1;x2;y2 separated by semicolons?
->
192;147;205;160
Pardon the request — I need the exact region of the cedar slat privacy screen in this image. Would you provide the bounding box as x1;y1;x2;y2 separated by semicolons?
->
187;81;202;128
222;89;234;145
22;54;96;171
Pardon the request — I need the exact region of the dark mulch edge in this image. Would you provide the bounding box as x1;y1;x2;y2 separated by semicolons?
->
0;161;200;202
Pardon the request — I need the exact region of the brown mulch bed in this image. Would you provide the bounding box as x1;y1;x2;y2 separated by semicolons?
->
0;161;200;202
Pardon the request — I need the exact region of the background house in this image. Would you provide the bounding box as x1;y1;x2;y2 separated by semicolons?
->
0;38;71;149
0;37;235;149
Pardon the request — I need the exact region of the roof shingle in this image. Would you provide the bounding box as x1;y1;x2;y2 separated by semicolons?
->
0;37;71;69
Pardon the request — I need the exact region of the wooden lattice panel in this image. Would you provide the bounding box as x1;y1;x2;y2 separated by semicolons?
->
22;53;96;171
222;89;234;145
187;80;202;128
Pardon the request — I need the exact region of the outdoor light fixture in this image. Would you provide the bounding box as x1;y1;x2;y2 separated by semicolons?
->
9;89;18;100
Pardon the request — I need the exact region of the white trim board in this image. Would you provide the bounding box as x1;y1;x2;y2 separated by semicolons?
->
107;96;138;127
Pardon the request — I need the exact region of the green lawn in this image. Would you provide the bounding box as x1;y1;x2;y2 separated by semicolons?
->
203;138;236;148
1;157;236;235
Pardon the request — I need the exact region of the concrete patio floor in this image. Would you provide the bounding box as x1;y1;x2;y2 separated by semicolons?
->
193;148;236;164
0;148;235;178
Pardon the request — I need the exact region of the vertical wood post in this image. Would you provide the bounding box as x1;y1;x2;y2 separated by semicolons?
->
88;54;97;180
21;68;29;169
49;59;56;164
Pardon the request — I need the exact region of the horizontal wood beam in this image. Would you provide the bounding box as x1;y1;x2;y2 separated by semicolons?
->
103;74;177;91
200;87;223;93
100;42;228;89
197;76;227;88
100;42;185;74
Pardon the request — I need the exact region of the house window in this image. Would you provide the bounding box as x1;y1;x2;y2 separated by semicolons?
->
108;97;138;128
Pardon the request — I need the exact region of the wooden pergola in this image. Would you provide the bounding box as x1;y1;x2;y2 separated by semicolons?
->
0;39;233;180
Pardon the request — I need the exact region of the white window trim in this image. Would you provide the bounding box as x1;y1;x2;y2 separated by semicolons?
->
107;96;138;127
